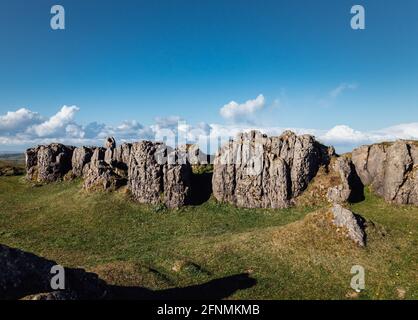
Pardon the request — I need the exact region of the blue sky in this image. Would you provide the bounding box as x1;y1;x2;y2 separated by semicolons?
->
1;0;418;152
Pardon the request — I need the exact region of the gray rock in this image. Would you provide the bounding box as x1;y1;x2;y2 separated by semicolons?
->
128;141;192;208
72;147;94;177
212;130;333;208
352;141;418;205
111;143;132;178
25;144;74;182
331;204;365;247
83;147;125;191
104;136;116;149
327;156;364;204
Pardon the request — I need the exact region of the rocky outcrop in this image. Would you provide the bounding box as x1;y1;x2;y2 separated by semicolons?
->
25;144;74;182
128;141;192;208
327;156;364;204
352;141;418;205
212;130;334;208
83;147;126;191
104;136;116;149
72;147;94;177
331;204;366;247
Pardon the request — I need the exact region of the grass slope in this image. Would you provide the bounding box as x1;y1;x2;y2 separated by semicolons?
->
0;175;417;300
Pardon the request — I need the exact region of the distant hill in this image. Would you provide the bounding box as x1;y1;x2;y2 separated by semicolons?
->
0;152;25;163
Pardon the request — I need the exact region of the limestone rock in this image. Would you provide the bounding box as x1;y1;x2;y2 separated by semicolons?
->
72;147;94;177
352;141;418;205
327;156;364;204
128;141;192;208
212;130;333;208
83;147;125;191
111;143;132;178
104;136;116;149
331;204;365;247
25;144;74;183
178;144;211;165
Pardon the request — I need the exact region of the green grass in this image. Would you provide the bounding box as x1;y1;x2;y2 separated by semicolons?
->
0;175;417;300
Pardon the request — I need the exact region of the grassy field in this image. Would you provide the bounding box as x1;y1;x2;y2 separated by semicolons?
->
0;169;417;299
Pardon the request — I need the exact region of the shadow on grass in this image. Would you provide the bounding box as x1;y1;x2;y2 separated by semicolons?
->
0;244;256;300
108;273;255;300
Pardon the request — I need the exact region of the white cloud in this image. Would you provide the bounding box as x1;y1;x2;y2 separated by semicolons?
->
319;83;358;107
1;105;418;155
329;83;358;98
220;94;265;122
28;105;80;138
0;108;43;134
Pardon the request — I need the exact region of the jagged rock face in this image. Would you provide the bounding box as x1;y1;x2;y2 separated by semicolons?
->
178;144;211;165
352;141;418;205
25;144;74;182
331;204;365;247
72;147;94;177
104;136;116;149
212;130;333;208
128;141;192;208
327;156;364;204
83;147;126;191
113;143;132;165
110;143;132;178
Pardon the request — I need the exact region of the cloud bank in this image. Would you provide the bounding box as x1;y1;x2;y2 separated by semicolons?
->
1;105;418;154
220;94;265;123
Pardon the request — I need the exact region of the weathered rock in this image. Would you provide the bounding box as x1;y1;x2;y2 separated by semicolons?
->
352;141;418;205
331;204;365;246
104;136;116;149
113;143;132;165
110;142;132;178
178;144;211;165
25;144;74;182
0;244;107;300
72;146;94;177
164;151;192;208
128;141;192;208
25;147;38;180
327;156;364;204
212;130;333;208
83;147;125;191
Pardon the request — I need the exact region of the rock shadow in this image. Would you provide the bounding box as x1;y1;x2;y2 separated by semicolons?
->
188;172;213;205
108;273;256;300
347;163;365;203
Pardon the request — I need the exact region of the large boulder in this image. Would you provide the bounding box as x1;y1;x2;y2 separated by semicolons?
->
128;141;192;208
331;204;366;247
352;141;418;205
212;130;333;208
25;144;74;183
